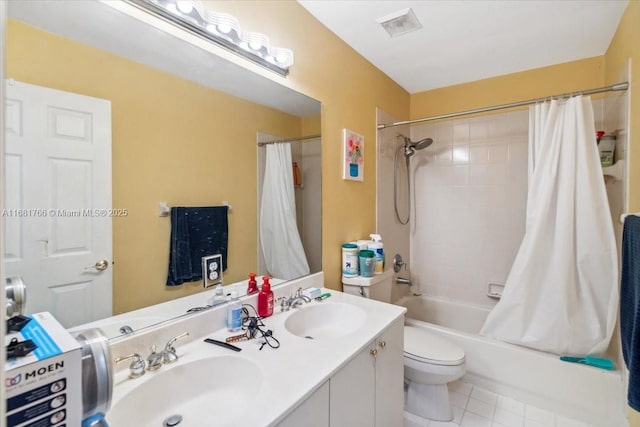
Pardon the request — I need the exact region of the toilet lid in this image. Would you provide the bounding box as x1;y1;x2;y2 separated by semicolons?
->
404;326;465;366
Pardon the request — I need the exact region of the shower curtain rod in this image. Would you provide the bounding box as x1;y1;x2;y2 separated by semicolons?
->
377;82;629;130
257;134;321;146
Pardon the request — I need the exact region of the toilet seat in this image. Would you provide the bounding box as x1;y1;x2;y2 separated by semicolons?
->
404;326;465;366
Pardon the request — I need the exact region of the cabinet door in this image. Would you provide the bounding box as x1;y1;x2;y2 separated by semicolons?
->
329;343;376;427
375;317;405;427
278;381;329;427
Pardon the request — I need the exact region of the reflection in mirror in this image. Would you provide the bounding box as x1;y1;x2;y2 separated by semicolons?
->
4;1;321;338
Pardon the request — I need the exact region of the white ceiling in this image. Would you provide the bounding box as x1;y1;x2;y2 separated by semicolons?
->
298;0;629;94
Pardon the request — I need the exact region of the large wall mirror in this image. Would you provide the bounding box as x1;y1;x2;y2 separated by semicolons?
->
4;1;322;338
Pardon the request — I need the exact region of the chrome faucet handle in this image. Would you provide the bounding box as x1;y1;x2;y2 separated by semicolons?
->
162;332;190;364
114;353;146;379
279;296;291;312
294;287;304;298
146;345;163;371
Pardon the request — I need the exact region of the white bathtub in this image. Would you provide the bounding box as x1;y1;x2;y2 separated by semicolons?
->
395;295;626;427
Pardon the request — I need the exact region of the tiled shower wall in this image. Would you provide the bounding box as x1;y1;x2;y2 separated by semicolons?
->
408;101;606;307
376;109;411;303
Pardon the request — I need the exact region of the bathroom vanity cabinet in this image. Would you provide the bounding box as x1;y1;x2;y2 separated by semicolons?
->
278;317;404;427
106;276;406;427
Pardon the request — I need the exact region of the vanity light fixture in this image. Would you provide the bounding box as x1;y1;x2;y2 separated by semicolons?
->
126;0;294;76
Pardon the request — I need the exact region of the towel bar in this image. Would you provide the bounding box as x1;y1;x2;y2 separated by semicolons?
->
621;213;640;224
158;201;232;217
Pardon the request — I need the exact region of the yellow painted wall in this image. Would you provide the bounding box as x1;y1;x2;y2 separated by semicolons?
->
6;20;302;313
411;56;605;120
604;2;640;425
206;1;411;289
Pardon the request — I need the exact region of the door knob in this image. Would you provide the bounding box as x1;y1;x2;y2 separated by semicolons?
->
378;340;386;349
89;260;109;271
370;349;378;358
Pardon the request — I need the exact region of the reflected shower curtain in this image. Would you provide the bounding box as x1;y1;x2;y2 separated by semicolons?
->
260;143;310;280
480;96;618;355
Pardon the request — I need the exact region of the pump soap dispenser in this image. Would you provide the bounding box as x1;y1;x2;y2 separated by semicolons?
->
247;273;259;295
257;277;274;318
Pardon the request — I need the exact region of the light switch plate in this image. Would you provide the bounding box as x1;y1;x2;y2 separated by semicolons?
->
202;254;223;288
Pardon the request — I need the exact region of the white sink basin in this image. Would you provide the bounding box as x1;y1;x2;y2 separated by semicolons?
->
106;356;262;426
284;303;366;340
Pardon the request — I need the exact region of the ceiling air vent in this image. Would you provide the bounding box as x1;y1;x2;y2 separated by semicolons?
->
376;8;422;38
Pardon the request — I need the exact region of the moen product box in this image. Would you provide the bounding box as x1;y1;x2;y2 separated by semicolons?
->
5;312;82;427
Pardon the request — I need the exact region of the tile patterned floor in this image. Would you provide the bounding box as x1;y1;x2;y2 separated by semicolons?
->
403;381;599;427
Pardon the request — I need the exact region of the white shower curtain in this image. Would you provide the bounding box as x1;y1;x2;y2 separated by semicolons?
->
260;143;310;280
480;96;618;355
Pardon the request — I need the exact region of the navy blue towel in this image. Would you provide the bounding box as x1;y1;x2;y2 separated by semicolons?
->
621;215;640;411
166;206;228;286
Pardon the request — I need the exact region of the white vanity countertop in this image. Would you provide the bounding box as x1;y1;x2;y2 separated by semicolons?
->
107;285;406;427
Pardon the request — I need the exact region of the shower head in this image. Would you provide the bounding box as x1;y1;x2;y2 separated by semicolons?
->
398;134;434;157
412;137;433;150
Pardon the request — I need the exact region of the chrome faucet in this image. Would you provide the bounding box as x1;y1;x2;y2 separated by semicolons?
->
114;353;146;379
146;345;163;371
289;287;311;308
162;332;190;364
279;287;311;311
119;325;134;334
396;277;413;286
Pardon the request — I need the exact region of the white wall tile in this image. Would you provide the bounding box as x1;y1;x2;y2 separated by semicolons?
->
470;145;489;164
488;144;508;163
470;119;489;142
507;110;529;134
406;110;527;306
453;165;470;186
436;147;453;165
453;145;470;164
454;122;471;143
488;116;508;139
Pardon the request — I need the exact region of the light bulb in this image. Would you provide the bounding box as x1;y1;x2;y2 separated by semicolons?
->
176;1;194;14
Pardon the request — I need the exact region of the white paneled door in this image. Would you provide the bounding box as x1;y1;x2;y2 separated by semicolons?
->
4;80;112;328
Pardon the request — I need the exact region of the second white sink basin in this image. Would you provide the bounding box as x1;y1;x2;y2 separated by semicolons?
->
107;356;262;426
284;302;366;340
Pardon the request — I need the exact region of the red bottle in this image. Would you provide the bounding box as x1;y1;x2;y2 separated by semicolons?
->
247;273;258;295
257;276;274;318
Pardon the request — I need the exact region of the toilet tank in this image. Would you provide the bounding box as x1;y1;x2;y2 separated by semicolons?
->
342;269;394;303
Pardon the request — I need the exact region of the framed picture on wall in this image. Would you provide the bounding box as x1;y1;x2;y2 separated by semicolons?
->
342;128;364;181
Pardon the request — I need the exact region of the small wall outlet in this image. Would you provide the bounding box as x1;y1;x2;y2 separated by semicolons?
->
202;254;223;288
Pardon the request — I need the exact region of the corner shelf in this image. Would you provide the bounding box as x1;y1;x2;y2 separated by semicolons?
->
602;161;623;181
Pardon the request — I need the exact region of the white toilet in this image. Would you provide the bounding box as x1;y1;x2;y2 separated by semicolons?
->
342;270;466;422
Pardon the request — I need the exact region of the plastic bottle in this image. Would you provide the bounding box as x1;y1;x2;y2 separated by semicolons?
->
359;249;376;277
342;243;359;277
226;286;243;332
293;162;302;186
598;134;616;167
212;283;225;305
257;277;274;318
247;272;258;295
368;234;384;275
